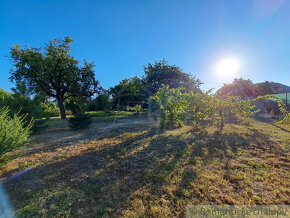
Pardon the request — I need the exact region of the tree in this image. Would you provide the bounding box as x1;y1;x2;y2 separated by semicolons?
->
143;59;202;94
109;76;146;108
11;81;34;97
87;91;112;111
148;85;187;127
0;87;44;122
0;89;12;102
9;37;101;119
0;107;32;155
217;78;257;98
255;81;274;96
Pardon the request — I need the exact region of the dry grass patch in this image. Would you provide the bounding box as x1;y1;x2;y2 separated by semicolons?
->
1;116;289;217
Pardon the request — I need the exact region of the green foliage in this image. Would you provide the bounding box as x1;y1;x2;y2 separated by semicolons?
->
213;96;259;130
31;119;49;134
278;112;290;124
87;94;112;111
144;59;202;94
9;36;101;119
66;97;93;130
86;110;134;118
149;86;259;129
65;99;83;115
67;113;92;130
0;89;13;100
0;89;44;124
149;87;288;129
134;104;142;113
0;88;51;133
149;86;187;127
110;77;146;108
217;78;257;98
0;107;32;155
253;94;289;123
183;89;214;124
109;60;202;110
40;102;60;117
11;81;34;97
218;78;284;98
126;104;142;113
255;81;275;95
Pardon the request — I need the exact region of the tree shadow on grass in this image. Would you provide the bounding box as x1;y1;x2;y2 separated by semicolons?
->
174;124;285;211
253;114;289;133
3;125;185;217
3;122;284;217
19;117;157;160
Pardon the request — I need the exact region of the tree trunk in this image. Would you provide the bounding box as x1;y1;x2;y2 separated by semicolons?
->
57;97;67;119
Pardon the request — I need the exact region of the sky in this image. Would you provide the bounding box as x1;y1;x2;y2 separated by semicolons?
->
0;0;290;92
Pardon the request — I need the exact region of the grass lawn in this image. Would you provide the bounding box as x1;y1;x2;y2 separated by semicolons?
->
42;110;138;129
0;115;289;217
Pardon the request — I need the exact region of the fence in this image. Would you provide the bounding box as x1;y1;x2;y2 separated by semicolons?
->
273;93;290;104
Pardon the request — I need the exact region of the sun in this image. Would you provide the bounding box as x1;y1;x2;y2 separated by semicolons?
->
216;58;239;77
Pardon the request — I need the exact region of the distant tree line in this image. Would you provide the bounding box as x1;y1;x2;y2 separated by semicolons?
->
4;36;202;120
1;36;287;125
217;78;282;98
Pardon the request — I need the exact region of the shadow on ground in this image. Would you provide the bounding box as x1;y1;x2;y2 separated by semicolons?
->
3;117;288;217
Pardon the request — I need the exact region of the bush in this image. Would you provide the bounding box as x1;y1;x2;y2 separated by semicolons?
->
86;110;134;118
65;100;83;115
126;104;142;113
31;119;49;133
0;89;44;123
87;94;112;111
0;107;32;155
149;86;259;129
134;104;142;113
67;113;92;130
40;102;60;117
148;86;186;127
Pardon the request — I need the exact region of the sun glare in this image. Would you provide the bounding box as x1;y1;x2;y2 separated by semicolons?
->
216;58;239;77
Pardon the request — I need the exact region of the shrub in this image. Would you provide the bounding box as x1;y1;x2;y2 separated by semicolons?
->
40;102;60;117
65;100;83;115
86;110;133;118
126;104;142;113
31;119;49;133
66;110;73;115
134;104;142;113
87;94;112;111
0;107;32;155
0;89;44;123
67;113;92;130
149;86;259;129
149;86;186;127
126;105;132;112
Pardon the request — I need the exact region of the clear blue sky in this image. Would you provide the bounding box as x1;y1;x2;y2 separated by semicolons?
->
1;0;290;92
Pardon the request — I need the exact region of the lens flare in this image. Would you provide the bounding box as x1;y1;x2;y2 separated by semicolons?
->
0;183;14;217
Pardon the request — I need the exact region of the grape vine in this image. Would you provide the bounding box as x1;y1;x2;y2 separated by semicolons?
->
149;86;289;129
